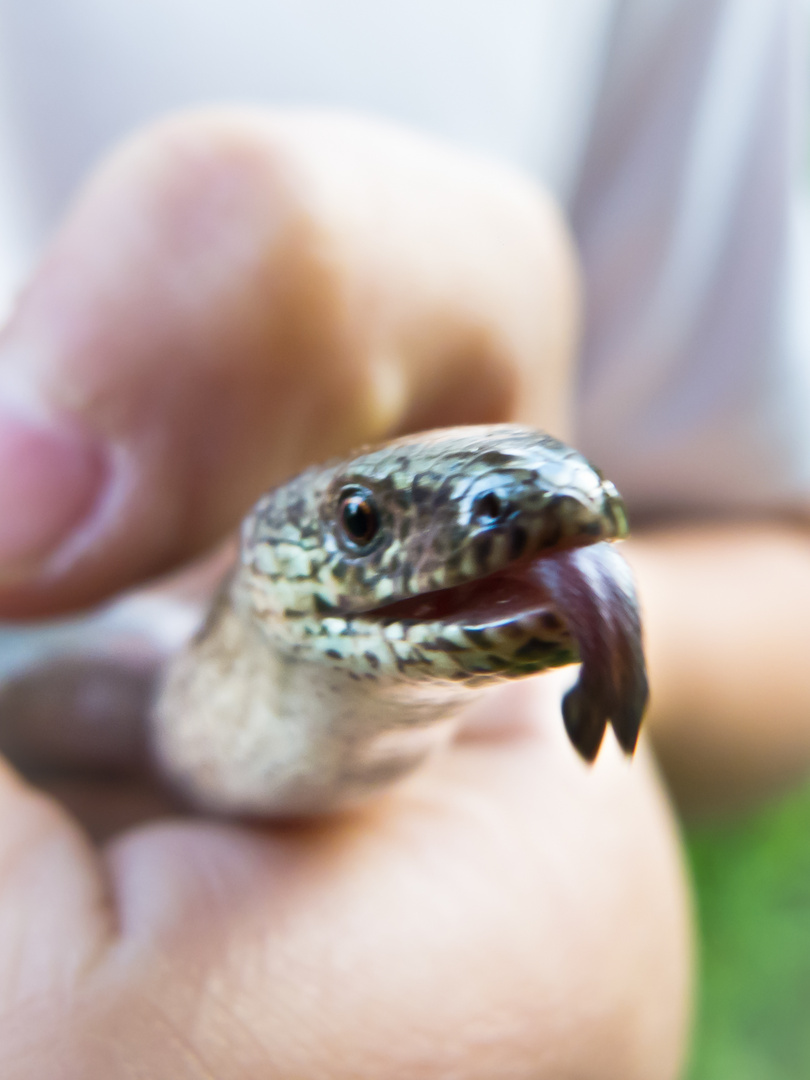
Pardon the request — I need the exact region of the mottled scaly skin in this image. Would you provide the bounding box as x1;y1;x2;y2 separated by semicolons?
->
154;425;639;817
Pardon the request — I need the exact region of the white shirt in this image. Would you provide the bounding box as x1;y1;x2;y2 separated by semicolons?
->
0;0;804;515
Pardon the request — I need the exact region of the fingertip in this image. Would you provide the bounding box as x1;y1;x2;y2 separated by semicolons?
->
0;109;582;616
0;405;108;584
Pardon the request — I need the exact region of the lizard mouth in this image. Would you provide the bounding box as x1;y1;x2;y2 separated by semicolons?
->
369;560;558;629
364;542;648;763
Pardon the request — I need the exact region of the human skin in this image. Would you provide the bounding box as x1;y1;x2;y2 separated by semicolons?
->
629;523;810;817
0;110;698;1078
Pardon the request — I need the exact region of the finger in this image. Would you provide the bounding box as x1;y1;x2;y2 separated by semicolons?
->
0;109;579;617
0;685;689;1078
0;558;229;839
0;756;112;1013
87;682;690;1080
0;550;228;779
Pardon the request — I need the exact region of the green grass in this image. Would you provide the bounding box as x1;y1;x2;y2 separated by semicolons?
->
684;781;810;1079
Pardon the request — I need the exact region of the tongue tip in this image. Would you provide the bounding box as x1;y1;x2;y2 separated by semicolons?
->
610;681;649;756
562;685;645;762
561;644;649;762
561;686;608;762
540;543;649;763
561;682;652;760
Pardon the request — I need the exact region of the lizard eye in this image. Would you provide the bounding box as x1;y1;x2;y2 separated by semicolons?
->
472;491;506;525
338;488;380;548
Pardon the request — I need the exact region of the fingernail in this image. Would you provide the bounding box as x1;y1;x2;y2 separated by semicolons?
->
0;407;107;579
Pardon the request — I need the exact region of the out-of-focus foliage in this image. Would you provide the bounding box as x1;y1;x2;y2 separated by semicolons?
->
685;782;810;1079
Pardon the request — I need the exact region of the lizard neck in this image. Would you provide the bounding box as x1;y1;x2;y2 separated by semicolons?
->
153;581;471;816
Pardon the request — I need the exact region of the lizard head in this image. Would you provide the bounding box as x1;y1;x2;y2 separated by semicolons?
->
240;425;646;761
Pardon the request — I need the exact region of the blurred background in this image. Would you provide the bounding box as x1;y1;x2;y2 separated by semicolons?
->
687;788;810;1079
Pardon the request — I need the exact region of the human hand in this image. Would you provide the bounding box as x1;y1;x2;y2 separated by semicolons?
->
0;111;690;1078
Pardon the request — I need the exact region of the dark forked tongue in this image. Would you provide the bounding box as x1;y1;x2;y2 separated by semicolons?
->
530;543;649;761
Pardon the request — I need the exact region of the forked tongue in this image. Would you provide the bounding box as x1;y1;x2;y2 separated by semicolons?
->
530;543;648;761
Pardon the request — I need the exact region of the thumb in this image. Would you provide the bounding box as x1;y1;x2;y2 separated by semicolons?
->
0;109;578;617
